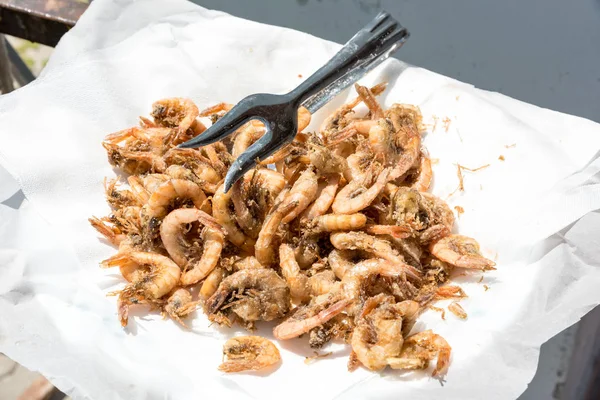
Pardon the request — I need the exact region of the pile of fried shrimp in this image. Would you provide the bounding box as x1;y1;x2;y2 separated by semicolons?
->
90;82;495;375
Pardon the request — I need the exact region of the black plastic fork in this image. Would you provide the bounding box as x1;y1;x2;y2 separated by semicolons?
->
178;11;410;192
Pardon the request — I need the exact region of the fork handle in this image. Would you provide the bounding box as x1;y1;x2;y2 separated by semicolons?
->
288;11;409;107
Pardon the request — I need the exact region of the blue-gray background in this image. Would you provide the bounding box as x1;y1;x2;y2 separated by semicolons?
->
194;0;600;123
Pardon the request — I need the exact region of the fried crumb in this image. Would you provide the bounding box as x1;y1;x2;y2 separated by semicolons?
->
298;74;303;78
430;158;440;165
483;285;490;291
454;205;464;217
431;115;439;132
478;275;484;283
448;302;467;319
498;155;505;161
505;143;516;149
455;95;460;101
430;306;446;320
442;117;452;132
448;163;491;198
304;351;332;365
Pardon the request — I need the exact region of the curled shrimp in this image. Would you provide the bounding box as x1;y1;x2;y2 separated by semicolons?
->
163;288;199;327
255;198;297;266
330;232;421;282
273;294;351;340
307;270;338;297
312;213;367;232
350;295;420;371
160;208;225;285
328;249;359;280
429;235;496;270
107;252;181;326
300;173;340;222
199;267;226;300
232;122;266;157
387;330;452;376
332;167;390;214
212;184;256;253
207;268;290;323
233;256;264;271
279;243;309;303
219;336;281;373
411;152;432;192
104;178;139;209
364;224;411;239
281;168;319;223
151;97;200;141
146;179;210;218
341;259;420;313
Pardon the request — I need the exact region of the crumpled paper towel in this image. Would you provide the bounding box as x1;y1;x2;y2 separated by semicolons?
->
1;0;599;399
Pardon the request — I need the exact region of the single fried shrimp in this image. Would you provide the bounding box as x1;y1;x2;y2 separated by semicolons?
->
328;249;359;280
279;243;309;303
330;232;421;282
300;173;340;222
312;213;367;232
110;252;181;326
365;224;411;239
151;98;199;137
411;152;433;192
207;269;290;323
160;208;225;285
219;336;281;373
212;184;256;253
332;167;391;214
104;178;139;209
351;295;420;370
163;288;199;327
199;267;226;300
430;235;496;270
281;168;319;223
147;179;209;218
307;270;338;297
255;199;297;266
273;294;351;340
387;330;452;376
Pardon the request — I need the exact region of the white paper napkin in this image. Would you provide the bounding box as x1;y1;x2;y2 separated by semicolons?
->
0;0;599;399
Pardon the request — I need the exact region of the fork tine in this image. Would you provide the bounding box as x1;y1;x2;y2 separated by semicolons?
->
223;127;294;193
178;104;252;148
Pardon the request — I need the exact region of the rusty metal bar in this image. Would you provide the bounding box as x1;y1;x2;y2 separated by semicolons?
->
0;0;89;47
0;34;15;93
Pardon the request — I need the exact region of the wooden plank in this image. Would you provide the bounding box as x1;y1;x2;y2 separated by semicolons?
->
0;0;89;47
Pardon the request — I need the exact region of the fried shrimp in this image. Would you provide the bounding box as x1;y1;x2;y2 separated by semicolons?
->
207;269;290;323
300;173;340;221
213;184;256;253
109;252;181;326
219;336;281;373
255;199;297;266
330;232;421;282
279;243;309;303
351;295;420;370
163;288;199;327
281;168;318;223
430;235;496;270
95;89;494;375
160;208;225;285
387;330;452;376
312;213;367;232
332;167;391;214
151;97;200;142
147;179;210;218
273;294;351;340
